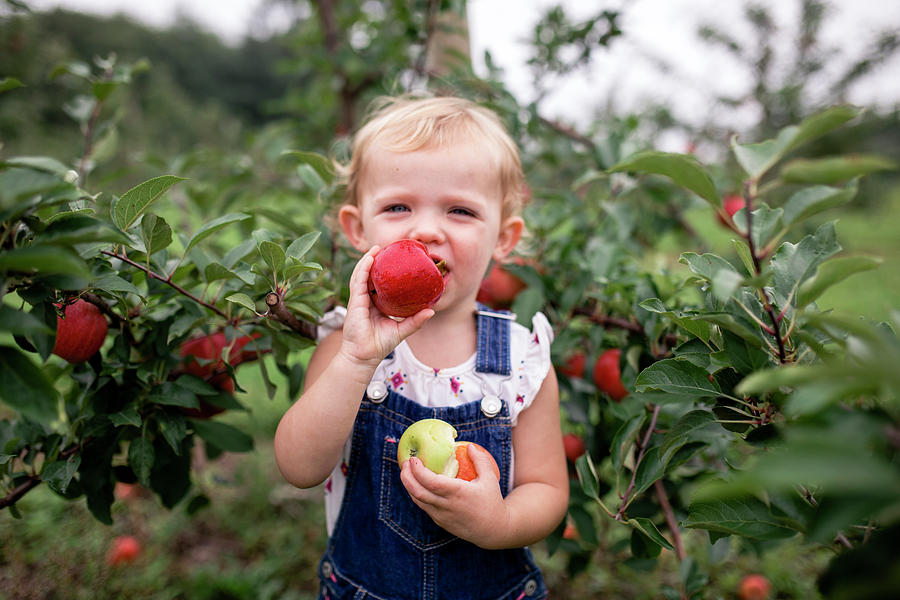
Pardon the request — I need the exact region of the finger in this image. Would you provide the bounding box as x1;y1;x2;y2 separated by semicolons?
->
347;246;380;299
395;308;434;340
400;458;442;506
467;444;499;482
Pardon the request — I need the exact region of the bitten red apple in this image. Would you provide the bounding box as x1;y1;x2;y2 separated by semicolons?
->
397;418;500;481
593;348;629;401
476;257;527;309
52;298;109;363
368;239;445;318
106;535;141;566
738;574;772;600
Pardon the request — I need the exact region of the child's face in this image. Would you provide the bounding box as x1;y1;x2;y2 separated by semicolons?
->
339;141;523;314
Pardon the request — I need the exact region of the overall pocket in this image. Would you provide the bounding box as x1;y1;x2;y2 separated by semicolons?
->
378;435;456;550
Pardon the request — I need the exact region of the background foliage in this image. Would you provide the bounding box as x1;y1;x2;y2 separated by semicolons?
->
2;1;899;598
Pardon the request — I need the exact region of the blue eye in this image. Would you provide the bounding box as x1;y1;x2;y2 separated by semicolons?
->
451;207;476;217
385;204;410;213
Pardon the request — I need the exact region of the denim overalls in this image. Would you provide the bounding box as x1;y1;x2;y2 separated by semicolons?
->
317;307;548;600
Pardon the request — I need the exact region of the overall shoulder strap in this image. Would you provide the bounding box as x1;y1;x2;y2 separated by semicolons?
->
475;303;514;375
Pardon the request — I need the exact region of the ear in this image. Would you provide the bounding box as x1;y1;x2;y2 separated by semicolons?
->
492;215;524;261
338;204;369;253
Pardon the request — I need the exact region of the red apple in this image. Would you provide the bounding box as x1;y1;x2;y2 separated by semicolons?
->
52;299;109;363
178;331;261;418
106;535;141;566
558;352;586;379
562;433;586;463
476;257;527;309
738;574;771;600
368;239;445;318
717;194;747;226
593;348;629;401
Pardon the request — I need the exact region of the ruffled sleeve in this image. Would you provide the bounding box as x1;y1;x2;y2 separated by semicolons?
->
507;311;554;424
317;306;347;342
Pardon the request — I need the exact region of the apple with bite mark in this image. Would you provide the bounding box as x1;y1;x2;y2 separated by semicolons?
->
368;239;446;318
397;418;500;481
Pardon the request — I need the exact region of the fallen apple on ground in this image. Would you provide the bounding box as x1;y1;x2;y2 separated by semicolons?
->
52;298;109;363
106;535;141;566
368;239;446;317
397;418;500;481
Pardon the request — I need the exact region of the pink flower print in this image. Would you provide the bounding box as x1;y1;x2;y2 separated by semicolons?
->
449;377;462;396
324;477;333;494
390;371;407;390
340;461;349;477
532;334;540;344
433;368;441;376
516;395;525;405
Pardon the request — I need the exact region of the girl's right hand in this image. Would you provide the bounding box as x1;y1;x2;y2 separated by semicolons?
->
338;246;434;369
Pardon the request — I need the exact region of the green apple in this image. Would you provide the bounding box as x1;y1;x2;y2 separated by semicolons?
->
396;418;458;475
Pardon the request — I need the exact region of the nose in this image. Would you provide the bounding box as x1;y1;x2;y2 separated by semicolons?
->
408;216;445;246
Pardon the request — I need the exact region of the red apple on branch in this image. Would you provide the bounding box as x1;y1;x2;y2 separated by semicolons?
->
738;574;771;600
476;257;528;309
52;298;109;363
178;331;261;417
592;348;629;401
562;433;586;463
558;352;586;379
368;239;446;318
717;194;747;227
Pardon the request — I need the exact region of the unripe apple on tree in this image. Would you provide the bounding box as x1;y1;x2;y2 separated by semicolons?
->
106;535;141;566
592;348;629;401
368;239;446;318
476;257;527;310
52;298;109;363
397;418;500;481
738;574;771;600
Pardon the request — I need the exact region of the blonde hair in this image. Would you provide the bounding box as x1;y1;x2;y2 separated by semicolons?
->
336;95;527;220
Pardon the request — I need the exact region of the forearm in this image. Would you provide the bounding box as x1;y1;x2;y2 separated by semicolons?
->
478;481;569;550
273;352;376;488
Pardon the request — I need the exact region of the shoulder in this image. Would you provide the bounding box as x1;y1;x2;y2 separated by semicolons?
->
507;311;555;420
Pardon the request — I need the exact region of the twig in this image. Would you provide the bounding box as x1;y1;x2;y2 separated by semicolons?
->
654;479;686;562
616;403;661;520
265;291;317;340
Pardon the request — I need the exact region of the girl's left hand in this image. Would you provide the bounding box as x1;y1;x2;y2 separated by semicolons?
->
399;444;510;549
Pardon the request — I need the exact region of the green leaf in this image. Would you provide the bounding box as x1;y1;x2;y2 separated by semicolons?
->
0;77;24;93
635;359;721;398
770;222;841;308
108;404;142;428
285;231;321;261
712;331;772;374
89;273;143;297
140;213;173;256
112;175;185;230
190;419;254;453
685;498;797;540
281;150;335;185
797;255;882;308
259;240;286;272
282;261;323;280
0;346;59;423
575;452;600;500
609;151;719;207
156;411;187;455
147;382;199;409
632;446;665;498
733;205;783;251
640;298;711;343
204;262;238;283
781;182;857;227
659;410;723;465
732;239;755;275
0;246;91;282
128;437;154;486
36;214;128;246
611;413;646;472
679;252;739;282
225;292;257;313
780;154;896;185
182;213;251;255
42;455;81;494
627;517;674;551
0;166;70;206
0;305;53;336
732;105;862;178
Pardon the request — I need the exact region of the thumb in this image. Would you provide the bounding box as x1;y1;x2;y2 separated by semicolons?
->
468;444;500;481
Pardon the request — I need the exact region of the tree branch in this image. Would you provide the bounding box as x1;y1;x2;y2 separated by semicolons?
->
265;291;317;340
654;479;686;562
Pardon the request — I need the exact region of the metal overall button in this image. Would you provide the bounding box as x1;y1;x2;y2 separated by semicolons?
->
523;578;538;596
367;381;387;403
480;394;502;417
321;560;334;578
